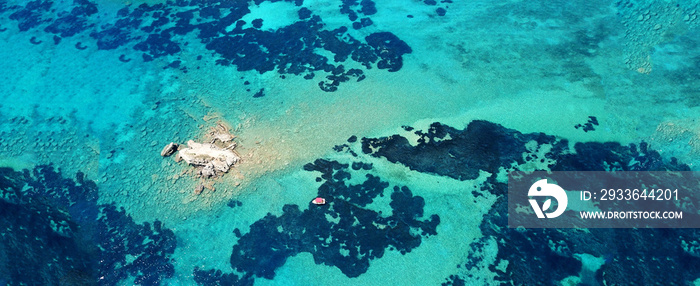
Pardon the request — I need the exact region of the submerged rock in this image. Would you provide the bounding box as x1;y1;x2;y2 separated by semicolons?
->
167;123;240;194
212;132;235;144
178;140;239;174
208;122;236;144
194;184;205;195
201;164;216;178
160;142;178;157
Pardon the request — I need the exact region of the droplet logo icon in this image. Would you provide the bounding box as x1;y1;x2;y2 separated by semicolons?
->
528;179;568;218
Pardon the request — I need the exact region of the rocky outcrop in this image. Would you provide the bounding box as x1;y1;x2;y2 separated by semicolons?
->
160;142;178;157
194;184;205;195
178;140;239;177
163;122;240;194
208;122;236;145
212;131;235;143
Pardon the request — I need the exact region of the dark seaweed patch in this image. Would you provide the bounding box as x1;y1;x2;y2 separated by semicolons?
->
362;121;559;181
436;7;447;16
442;274;467;286
90;26;133;50
75;42;87;50
227;199;243;208
134;32;182;59
193;267;252;286
0;166;176;285
574;115;599;132
251;18;263;29
474;148;696;285
2;0;414;92
365;32;412;72
361;121;696;285
44;12;93;38
167;60;182;68
340;0;376;23
196;158;439;283
29;36;42;44
8;0;53;32
418;0;450;16
298;7;312;19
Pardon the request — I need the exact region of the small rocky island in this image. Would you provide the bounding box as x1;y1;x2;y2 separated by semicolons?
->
160;122;240;194
178;140;239;177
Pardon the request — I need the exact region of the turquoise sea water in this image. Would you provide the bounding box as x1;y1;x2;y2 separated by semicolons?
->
1;0;700;285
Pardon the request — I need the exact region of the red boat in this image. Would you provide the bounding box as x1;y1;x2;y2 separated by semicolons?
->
311;197;326;205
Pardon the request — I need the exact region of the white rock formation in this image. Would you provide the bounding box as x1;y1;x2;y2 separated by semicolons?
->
213;132;235;143
160;142;178;157
178;140;239;175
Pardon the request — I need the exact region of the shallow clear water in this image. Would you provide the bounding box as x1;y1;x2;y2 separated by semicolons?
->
1;0;700;285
